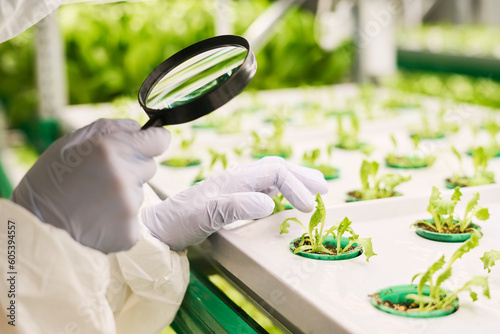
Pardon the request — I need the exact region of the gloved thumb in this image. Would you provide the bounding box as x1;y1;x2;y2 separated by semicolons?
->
207;192;275;229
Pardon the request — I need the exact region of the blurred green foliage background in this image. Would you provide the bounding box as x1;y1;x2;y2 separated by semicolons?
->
0;0;353;128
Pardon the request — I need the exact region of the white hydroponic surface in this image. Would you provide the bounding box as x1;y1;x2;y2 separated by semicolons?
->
201;184;500;334
56;84;500;333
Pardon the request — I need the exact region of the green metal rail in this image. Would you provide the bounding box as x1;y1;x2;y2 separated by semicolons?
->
171;265;267;334
0;156;13;198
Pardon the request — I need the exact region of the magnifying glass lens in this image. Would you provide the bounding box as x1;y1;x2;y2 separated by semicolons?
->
146;46;248;110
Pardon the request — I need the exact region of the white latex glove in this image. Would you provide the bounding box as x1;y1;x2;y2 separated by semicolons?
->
142;156;329;251
12;119;170;253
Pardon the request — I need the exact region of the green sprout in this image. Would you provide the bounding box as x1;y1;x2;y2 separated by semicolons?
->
386;134;435;168
279;194;376;261
251;115;292;159
161;132;201;167
349;160;411;201
411;109;448;140
302;147;339;179
272;193;292;214
416;186;489;233
194;149;228;183
449;146;495;187
470;119;500;157
406;233;490;313
335;113;362;150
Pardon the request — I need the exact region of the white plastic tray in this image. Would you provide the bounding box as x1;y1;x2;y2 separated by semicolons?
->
200;184;500;334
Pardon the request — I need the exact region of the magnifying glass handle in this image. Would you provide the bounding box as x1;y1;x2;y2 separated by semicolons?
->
141;117;164;130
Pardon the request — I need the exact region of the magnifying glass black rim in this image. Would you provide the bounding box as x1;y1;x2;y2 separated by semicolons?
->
139;35;256;128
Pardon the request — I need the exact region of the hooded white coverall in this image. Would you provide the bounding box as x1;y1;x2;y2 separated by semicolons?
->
0;185;189;334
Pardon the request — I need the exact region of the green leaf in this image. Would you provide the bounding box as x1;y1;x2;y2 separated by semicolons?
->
411;134;420;150
336;217;352;241
360;160;371;190
378;174;411;191
448;232;481;266
470;291;478;301
355;237;377;262
434;267;452;295
411;273;422;284
390;134;397;149
480;250;500;273
308;194;326;242
457;276;490;299
451;146;462;164
472;147;489;172
405;294;435;305
294;245;313;254
451;187;462;202
432;199;457;216
464;192;480;217
417;255;446;296
280;218;306;234
475;207;490;221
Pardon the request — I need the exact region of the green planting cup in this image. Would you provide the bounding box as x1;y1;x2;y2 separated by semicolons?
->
385;155;433;169
161;158;202;167
192;123;218;130
302;164;340;180
413;219;481;242
410;132;446;140
289;236;362;261
251;151;291;160
345;191;402;202
371;284;458;318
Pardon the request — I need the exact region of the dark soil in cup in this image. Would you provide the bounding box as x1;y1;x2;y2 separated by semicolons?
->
293;238;356;255
416;221;474;234
370;293;421;312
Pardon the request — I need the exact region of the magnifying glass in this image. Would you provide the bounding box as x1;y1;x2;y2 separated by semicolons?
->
139;35;257;130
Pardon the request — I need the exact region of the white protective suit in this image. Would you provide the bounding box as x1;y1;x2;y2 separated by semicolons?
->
0;184;190;334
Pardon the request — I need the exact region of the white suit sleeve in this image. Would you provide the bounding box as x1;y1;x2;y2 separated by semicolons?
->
0;199;115;334
106;185;190;334
0;0;62;43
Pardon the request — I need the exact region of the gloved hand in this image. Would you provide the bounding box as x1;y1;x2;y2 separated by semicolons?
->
142;156;329;251
11;118;170;253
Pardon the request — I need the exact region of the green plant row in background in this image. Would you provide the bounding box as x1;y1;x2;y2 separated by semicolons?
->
398;24;500;58
384;70;500;109
0;0;353;129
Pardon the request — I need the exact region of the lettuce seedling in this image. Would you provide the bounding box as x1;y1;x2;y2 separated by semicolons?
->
194;149;228;183
161;132;201;167
272;193;292;214
302;147;339;179
279;194;376;261
251;116;292;159
417;186;489;233
406;233;490;312
411;107;458;140
470;119;500;157
336;113;362;150
350;160;411;200
386;134;435;168
449;146;495;187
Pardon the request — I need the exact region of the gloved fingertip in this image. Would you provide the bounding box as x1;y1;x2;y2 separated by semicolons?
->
259;193;276;217
133;127;171;157
300;195;316;213
318;179;329;195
